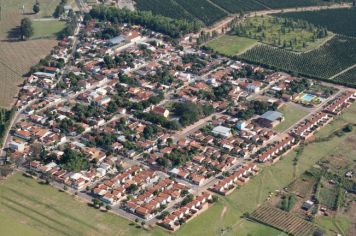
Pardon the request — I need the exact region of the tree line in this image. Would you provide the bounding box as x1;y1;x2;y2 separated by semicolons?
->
88;5;202;38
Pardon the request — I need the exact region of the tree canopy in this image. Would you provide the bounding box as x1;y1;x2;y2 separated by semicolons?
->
20;18;33;40
89;5;202;38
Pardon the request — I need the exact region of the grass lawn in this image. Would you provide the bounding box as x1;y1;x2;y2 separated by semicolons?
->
315;215;352;236
274;103;309;132
0;173;165;236
206;35;257;56
319;184;338;209
32;20;66;39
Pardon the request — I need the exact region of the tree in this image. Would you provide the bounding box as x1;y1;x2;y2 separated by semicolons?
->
53;4;65;18
20;18;33;40
60;148;89;172
33;3;40;14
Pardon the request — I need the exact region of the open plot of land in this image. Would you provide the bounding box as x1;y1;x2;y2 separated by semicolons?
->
32;20;66;39
316;215;352;236
0;0;61;108
319;181;338;209
274;103;308;132
0;173;166;236
288;173;317;198
0;39;58;108
206;35;257;56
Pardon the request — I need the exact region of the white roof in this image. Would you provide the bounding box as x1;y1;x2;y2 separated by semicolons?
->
212;126;231;134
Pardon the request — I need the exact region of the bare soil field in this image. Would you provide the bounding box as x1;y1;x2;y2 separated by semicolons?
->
0;0;60;108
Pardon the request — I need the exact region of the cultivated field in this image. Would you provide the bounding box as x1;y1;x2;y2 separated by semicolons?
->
332;66;356;85
0;0;61;108
134;0;227;26
276;8;356;38
134;0;196;21
206;35;257;56
239;35;356;84
250;205;320;236
234;8;356;87
211;0;266;13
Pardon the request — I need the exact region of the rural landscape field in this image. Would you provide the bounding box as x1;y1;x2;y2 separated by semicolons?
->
0;0;355;236
0;0;79;108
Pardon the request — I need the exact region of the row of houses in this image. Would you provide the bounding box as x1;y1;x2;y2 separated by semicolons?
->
257;135;297;163
159;192;213;231
210;163;259;195
125;179;187;220
290;112;331;140
323;91;355;115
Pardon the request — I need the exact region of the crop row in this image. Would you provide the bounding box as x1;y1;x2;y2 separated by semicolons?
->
332;66;356;86
251;206;319;236
134;0;196;21
256;0;331;9
239;35;356;83
276;8;356;37
210;0;267;13
174;0;228;26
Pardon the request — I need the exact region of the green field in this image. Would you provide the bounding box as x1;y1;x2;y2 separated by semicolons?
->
32;20;66;39
0;173;165;236
316;215;352;236
274;103;308;132
207;35;257;56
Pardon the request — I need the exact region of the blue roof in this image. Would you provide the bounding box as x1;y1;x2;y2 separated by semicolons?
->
260;111;283;122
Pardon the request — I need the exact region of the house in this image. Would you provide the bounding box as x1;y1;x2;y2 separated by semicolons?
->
236;121;246;130
212;126;232;138
108;35;127;46
152;106;170;118
257;111;284;128
14;129;31;141
9;140;26;152
302;200;314;210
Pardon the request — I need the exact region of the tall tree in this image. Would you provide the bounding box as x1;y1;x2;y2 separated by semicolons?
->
20;18;33;40
33;3;40;14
